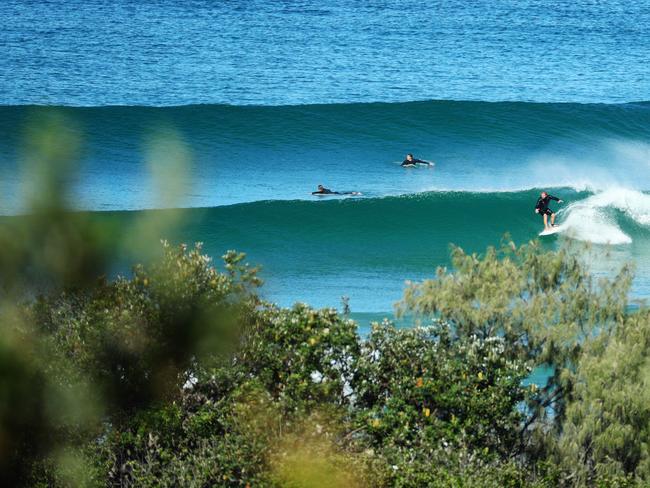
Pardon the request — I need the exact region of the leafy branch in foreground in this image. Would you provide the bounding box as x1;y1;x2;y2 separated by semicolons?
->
30;241;262;417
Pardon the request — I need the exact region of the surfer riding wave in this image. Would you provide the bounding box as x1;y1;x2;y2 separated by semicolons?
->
535;191;563;231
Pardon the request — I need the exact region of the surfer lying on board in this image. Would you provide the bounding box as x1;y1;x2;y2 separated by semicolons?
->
401;153;434;168
312;185;340;195
535;191;563;231
312;185;362;196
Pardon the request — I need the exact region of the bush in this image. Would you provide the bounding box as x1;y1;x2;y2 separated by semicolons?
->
4;236;650;487
30;242;261;416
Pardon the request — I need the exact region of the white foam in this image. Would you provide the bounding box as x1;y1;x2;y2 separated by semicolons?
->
555;188;650;245
556;204;631;245
585;188;650;225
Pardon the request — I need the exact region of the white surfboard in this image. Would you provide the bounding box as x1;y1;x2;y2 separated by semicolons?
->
539;225;562;236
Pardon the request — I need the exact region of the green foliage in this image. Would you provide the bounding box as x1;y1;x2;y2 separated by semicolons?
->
6;235;650;487
556;309;650;484
399;240;632;432
354;322;528;456
235;303;360;413
400;240;630;361
352;322;530;486
0;329;52;486
31;241;261;416
95;301;362;487
97;398;271;487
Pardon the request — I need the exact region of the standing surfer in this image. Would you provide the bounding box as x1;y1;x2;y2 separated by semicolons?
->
535;191;563;231
401;153;434;168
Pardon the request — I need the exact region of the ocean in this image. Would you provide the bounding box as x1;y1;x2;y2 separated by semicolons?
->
2;0;650;326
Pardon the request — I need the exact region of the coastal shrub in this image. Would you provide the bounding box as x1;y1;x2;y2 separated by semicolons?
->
233;303;360;413
352;322;532;486
4;233;650;487
399;240;632;437
353;322;529;456
95;302;363;487
29;241;261;417
0;327;56;486
556;308;650;484
94;312;535;487
1;240;263;486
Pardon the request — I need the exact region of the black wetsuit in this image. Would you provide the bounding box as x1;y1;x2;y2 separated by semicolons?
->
401;158;429;167
535;195;560;216
312;188;340;195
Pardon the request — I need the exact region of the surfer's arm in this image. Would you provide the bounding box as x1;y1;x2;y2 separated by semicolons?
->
549;195;562;203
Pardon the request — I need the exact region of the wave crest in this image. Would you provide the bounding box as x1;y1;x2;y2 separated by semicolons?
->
555;189;650;244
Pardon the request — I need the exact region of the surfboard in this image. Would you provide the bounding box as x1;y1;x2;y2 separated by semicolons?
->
539;226;561;236
312;191;362;197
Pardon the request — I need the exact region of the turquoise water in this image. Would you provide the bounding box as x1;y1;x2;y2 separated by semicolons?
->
2;1;650;319
1;101;649;211
82;189;650;319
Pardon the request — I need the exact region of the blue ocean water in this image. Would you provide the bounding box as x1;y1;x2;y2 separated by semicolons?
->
2;0;650;320
2;0;650;106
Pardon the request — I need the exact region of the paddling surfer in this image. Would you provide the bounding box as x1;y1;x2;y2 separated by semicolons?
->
312;185;340;195
401;153;434;168
311;185;362;196
535;191;563;231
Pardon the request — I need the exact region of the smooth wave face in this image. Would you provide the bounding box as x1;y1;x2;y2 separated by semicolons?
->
2;0;650;105
2;100;650;213
83;188;650;313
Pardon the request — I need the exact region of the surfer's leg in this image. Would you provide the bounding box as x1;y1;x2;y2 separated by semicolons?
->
543;213;549;230
550;212;556;226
